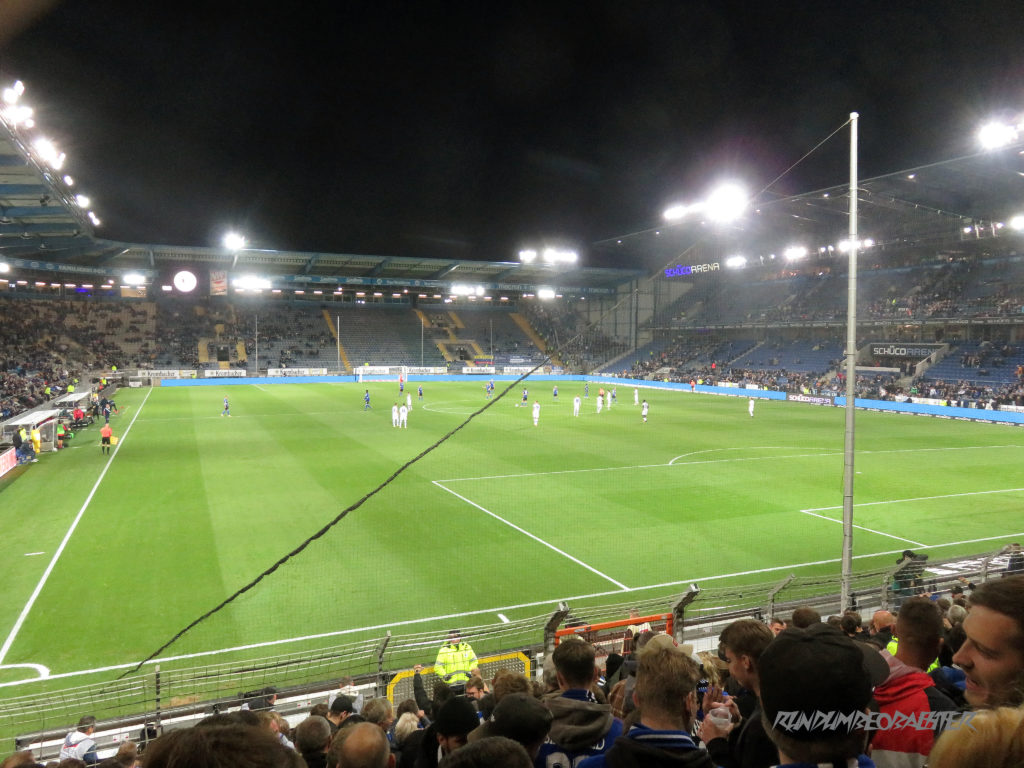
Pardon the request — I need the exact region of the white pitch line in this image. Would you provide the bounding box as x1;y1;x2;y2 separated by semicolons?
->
437;444;1023;483
23;552;44;557
0;388;153;667
800;509;926;547
803;487;1024;512
4;529;1022;688
433;480;629;591
497;614;510;624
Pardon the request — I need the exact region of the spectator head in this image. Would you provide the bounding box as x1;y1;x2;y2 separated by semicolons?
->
894;597;944;670
927;705;1024;768
947;604;967;625
433;696;479;756
0;752;38;768
360;698;394;733
953;575;1024;707
551;638;597;690
491;669;531;703
295;715;333;755
718;618;775;692
465;677;486;700
326;721;393;768
78;716;97;734
141;723;303;768
871;610;896;634
329;694;356;724
839;611;863;637
633;635;702;731
310;703;330;718
437;736;532;768
768;618;786;635
759;624;888;765
393;712;421;745
790;606;821;628
476;692;552;759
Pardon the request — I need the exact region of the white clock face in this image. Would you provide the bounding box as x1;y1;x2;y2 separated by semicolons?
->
173;270;197;292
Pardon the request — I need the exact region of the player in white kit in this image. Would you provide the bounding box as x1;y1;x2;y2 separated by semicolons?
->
573;395;581;416
532;400;541;426
391;402;399;427
399;403;409;427
748;397;755;417
641;400;649;422
634;387;639;405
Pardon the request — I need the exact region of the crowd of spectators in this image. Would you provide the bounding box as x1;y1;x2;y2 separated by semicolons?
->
8;571;1021;768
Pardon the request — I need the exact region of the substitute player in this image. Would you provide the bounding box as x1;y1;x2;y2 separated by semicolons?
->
532;400;540;426
573;395;581;417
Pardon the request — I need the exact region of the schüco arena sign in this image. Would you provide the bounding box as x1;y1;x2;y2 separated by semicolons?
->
664;263;720;277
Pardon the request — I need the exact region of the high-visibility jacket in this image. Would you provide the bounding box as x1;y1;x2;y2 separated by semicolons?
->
434;641;478;684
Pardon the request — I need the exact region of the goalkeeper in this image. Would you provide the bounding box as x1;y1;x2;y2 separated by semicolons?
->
434;630;479;693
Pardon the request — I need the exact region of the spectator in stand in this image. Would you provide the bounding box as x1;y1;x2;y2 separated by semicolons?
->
536;638;623;767
926;706;1024;768
295;715;334;768
59;716;99;764
362;698;395;737
439;736;532;768
758;624;888;768
953;575;1024;707
327;721;393;768
327;695;358;734
870;597;959;768
413;696;479;768
698;619;778;768
0;751;42;768
869;610;897;649
578;635;714;768
142;723;302;768
789;606;820;628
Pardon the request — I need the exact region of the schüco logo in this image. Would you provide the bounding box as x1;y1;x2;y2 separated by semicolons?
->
664;263;720;277
871;345;933;357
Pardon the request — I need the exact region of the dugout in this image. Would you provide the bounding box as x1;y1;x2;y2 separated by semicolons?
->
1;409;61;452
52;389;93;410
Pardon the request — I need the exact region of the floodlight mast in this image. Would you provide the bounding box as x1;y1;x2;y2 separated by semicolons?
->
841;112;859;612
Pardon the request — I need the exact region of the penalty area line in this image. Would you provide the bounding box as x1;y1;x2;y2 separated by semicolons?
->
0;387;153;667
432;480;629;591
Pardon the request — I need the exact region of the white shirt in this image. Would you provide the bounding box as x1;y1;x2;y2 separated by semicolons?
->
532;402;541;417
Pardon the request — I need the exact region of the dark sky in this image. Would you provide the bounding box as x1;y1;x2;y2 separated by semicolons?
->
1;1;1022;266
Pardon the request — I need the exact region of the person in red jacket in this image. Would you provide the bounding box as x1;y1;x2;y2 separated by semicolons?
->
871;597;958;768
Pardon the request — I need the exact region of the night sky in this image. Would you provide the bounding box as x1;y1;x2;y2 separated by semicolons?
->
1;1;1022;266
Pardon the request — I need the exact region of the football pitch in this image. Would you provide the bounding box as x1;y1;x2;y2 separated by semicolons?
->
1;380;1023;693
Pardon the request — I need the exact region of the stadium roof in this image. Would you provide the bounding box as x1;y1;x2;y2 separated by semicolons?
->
0;115;645;296
595;143;1024;268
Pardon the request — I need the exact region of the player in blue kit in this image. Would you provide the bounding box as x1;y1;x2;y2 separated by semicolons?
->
364;390;371;410
221;397;230;417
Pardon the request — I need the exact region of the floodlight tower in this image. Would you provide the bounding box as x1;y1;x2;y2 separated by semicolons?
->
840;112;859;612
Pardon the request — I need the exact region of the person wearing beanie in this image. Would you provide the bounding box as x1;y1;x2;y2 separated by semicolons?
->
414;696;479;768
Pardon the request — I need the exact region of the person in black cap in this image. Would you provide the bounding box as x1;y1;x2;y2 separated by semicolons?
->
758;623;889;768
414;696;479;768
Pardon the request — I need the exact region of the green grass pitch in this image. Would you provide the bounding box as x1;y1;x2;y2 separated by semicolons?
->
1;380;1022;691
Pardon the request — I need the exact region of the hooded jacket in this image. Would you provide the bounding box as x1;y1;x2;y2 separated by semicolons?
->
535;689;623;768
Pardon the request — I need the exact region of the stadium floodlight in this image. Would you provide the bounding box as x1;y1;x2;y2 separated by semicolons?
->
978;120;1020;150
784;246;808;261
74;194;90;208
519;249;537;263
1009;215;1024;231
0;262;8;273
704;182;748;223
663;204;690;221
541;247;578;264
838;237;874;253
1;80;24;104
31;137;65;170
450;283;485;297
663;181;748;224
123;273;145;286
88;212;101;226
223;232;247;251
725;255;747;269
63;175;74;186
537;287;556;299
232;275;270;291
